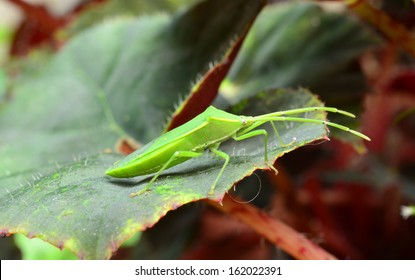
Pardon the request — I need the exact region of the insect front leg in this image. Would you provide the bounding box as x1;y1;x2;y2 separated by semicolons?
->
233;129;278;175
130;150;203;197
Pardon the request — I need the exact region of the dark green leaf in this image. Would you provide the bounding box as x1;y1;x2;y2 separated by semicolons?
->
0;0;262;189
222;2;378;103
0;88;330;259
0;0;265;260
66;0;198;36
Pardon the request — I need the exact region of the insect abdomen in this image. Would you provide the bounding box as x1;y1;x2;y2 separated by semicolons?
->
105;137;196;178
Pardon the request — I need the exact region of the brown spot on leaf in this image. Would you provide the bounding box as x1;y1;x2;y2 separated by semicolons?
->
0;229;11;238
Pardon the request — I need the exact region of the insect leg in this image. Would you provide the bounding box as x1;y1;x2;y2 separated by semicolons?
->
209;144;230;196
268;121;297;147
233;130;278;174
269;121;284;145
130;150;203;197
239;119;290;147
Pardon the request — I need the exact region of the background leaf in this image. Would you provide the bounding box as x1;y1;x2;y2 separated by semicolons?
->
222;2;378;105
219;2;378;150
14;234;77;260
66;0;199;36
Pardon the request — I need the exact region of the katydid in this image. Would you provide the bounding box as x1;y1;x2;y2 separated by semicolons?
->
106;106;370;197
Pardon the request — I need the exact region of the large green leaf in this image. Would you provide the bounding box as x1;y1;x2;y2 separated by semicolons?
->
0;88;330;259
0;0;264;259
0;0;263;190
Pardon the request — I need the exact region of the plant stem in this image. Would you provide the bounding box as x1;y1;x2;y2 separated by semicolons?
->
209;195;337;260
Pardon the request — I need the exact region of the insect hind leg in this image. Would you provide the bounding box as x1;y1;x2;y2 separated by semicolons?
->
208;145;230;196
130;150;203;197
233;129;278;175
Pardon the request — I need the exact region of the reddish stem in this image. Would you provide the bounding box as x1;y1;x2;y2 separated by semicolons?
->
208;196;337;260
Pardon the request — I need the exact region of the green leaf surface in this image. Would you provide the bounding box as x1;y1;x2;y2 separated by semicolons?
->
0;88;330;259
0;0;262;190
66;0;198;36
0;0;264;260
0;68;6;103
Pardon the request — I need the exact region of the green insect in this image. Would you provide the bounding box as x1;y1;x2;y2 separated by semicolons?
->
106;106;370;197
